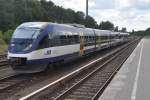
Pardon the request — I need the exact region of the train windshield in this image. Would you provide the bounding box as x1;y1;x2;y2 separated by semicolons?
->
12;28;41;39
10;28;41;52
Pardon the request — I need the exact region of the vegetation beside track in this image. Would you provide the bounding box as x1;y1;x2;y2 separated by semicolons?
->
0;31;7;52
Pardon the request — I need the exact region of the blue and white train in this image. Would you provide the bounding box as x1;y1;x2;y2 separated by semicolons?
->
7;22;129;73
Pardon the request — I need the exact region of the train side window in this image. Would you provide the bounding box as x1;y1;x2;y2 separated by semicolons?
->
60;35;68;45
68;35;72;45
65;35;79;45
74;35;79;43
70;35;76;44
53;35;61;46
38;35;49;49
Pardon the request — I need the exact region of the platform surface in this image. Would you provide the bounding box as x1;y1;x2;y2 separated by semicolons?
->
99;38;150;100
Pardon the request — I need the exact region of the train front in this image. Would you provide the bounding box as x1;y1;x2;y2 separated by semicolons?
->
8;22;48;73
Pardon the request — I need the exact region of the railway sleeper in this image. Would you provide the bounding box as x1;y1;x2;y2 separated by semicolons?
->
76;86;98;90
75;88;98;93
66;94;92;100
90;76;110;80
71;91;96;97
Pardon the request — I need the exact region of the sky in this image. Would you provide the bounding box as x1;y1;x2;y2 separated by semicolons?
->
50;0;150;31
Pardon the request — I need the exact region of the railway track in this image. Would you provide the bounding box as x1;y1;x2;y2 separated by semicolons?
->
0;54;8;66
0;54;6;59
0;73;27;93
19;38;141;100
0;73;37;100
0;60;8;66
53;40;138;100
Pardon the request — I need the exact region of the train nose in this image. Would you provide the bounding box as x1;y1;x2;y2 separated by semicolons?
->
9;57;27;66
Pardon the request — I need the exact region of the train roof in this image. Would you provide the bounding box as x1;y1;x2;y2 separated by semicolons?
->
111;32;120;36
17;22;130;36
17;22;49;29
18;22;86;29
17;22;78;30
120;32;129;35
94;29;111;36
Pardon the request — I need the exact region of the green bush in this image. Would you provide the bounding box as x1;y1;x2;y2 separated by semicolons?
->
0;30;7;52
3;30;14;44
0;31;3;39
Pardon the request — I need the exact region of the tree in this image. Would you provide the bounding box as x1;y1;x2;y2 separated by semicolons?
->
85;16;98;28
114;26;119;32
146;28;150;32
99;21;114;30
3;30;13;43
131;29;135;34
74;11;85;25
0;31;3;39
0;0;15;31
121;27;127;32
0;0;99;32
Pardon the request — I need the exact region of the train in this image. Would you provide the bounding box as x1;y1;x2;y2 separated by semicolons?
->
7;22;129;73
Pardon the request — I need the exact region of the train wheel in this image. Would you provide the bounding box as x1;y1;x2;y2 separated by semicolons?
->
46;63;55;71
54;60;64;69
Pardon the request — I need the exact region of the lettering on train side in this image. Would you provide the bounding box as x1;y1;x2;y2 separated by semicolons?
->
44;50;51;55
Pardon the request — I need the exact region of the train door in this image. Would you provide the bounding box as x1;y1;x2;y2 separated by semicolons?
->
93;31;97;50
108;33;111;47
98;36;101;49
79;32;84;56
96;31;101;49
97;31;101;50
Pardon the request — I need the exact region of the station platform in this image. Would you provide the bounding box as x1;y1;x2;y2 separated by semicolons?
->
99;38;150;100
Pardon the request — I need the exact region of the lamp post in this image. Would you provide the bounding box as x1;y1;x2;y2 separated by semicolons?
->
86;0;88;18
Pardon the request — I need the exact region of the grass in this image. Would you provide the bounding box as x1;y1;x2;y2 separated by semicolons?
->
0;38;8;53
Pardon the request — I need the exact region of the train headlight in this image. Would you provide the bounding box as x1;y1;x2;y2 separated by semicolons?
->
11;43;15;47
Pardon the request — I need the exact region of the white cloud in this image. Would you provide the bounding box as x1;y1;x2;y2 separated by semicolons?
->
51;0;86;12
51;0;150;31
133;0;150;10
116;0;131;8
90;0;116;9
